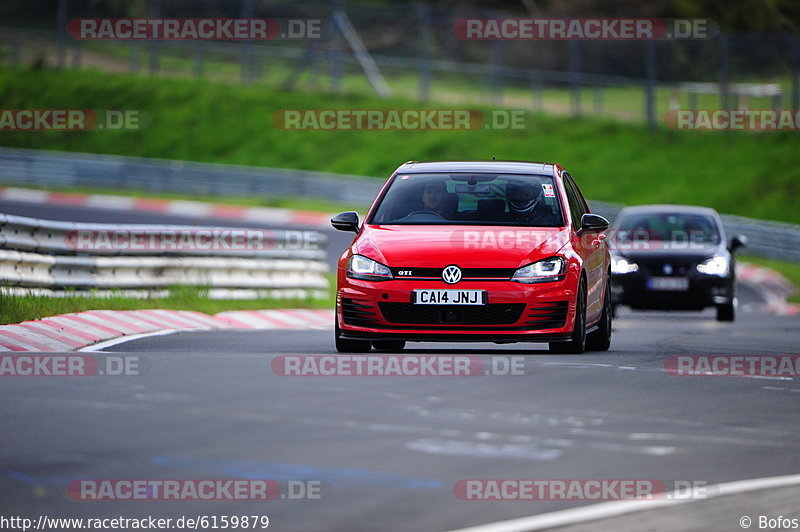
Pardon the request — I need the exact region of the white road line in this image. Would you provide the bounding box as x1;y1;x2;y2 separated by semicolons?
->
79;329;197;351
448;472;800;532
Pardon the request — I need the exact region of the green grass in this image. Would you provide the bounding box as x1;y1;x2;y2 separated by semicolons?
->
0;284;335;326
0;64;798;225
740;256;800;303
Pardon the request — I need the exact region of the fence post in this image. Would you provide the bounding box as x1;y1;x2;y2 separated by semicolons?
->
719;32;730;109
148;0;160;76
570;40;581;118
414;3;432;101
57;0;67;69
789;35;800;111
240;0;254;83
645;39;656;129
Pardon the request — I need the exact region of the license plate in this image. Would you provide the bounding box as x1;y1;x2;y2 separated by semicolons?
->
647;277;689;291
413;289;485;305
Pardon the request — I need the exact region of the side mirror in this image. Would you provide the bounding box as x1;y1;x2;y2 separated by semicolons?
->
729;234;747;252
331;211;360;233
578;213;610;235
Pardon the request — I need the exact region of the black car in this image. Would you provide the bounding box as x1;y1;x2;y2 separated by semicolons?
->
608;205;746;321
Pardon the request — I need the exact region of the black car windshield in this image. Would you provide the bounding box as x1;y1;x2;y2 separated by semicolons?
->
368;173;565;226
614;212;722;244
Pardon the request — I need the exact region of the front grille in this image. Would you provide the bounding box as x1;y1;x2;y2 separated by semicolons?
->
524;301;569;330
342;298;379;327
378;302;525;325
390;267;515;279
639;260;695;276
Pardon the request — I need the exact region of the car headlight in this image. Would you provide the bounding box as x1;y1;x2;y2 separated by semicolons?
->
511;256;566;284
347;254;393;281
696;256;729;276
611;257;639;275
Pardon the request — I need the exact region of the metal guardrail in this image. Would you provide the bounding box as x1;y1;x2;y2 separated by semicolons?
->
0;147;383;206
1;148;798;263
0;213;330;295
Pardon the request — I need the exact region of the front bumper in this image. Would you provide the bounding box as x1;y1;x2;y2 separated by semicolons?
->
611;272;734;310
336;276;579;343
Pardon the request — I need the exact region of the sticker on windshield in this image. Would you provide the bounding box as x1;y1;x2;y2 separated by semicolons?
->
542;184;555;198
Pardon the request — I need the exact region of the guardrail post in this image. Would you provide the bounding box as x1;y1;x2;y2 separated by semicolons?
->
193;41;204;78
594;86;603;115
531;77;543;111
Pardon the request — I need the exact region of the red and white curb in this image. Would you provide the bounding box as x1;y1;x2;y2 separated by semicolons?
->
0;309;334;352
737;263;800;316
0;186;333;228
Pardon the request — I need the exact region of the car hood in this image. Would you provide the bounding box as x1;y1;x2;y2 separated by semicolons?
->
611;243;724;263
354;225;570;268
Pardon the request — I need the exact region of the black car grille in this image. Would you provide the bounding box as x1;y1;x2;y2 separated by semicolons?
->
341;298;380;327
523;301;569;330
390;267;515;279
638;260;695;276
378;302;525;325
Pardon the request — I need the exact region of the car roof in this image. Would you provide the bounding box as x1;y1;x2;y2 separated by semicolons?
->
396;160;555;176
617;204;721;217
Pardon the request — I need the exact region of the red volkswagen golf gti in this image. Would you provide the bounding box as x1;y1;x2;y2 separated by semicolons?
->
331;161;612;354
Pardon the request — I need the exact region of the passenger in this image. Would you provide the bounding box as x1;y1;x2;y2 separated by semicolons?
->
505;182;557;225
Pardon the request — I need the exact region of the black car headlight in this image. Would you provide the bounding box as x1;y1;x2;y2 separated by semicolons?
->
611;257;639;275
511;256;566;284
347;254;393;281
696;256;730;276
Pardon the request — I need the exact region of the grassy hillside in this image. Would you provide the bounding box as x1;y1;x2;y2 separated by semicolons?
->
0;65;798;223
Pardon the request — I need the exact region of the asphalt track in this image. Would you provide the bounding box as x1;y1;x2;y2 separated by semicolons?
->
2;200;799;531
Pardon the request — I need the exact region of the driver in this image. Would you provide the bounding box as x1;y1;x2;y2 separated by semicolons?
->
421;182;449;215
505;181;555;225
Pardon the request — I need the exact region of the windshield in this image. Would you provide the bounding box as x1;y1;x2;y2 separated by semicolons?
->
368;173;564;227
614;212;721;244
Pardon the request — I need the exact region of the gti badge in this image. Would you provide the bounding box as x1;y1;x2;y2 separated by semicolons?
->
442;265;462;284
663;264;673;275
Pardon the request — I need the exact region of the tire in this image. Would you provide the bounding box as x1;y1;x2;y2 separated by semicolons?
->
335;321;371;353
716;300;735;322
550;280;587;354
372;340;406;351
586;282;612;351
